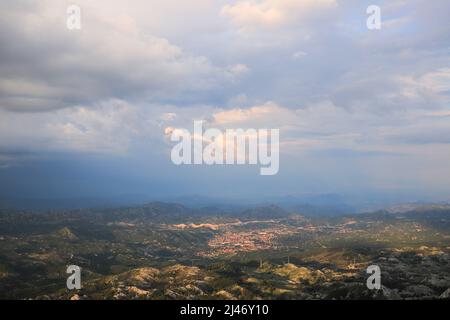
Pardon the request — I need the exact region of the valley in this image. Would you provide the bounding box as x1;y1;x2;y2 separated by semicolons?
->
0;203;449;300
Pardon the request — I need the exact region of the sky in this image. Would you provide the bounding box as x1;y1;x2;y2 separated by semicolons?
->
0;0;449;207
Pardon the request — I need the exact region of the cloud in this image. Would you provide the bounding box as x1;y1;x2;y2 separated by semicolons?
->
212;102;285;125
221;0;337;29
0;0;450;198
0;1;243;112
227;64;250;77
0;99;144;154
209;99;450;156
292;51;307;60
